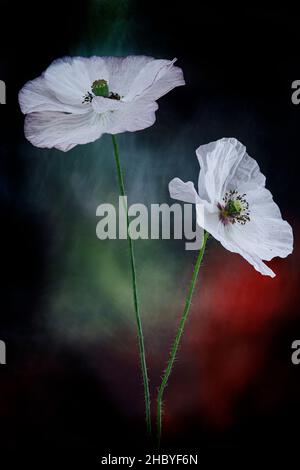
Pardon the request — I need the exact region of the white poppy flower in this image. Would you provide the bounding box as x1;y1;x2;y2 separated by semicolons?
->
19;55;185;151
169;138;293;278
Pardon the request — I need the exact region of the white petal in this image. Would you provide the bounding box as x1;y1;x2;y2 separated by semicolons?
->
199;199;292;277
196;138;247;204
200;205;222;235
91;96;125;113
44;56;109;106
104;98;158;134
55;142;77;151
228;149;266;191
218;224;277;278
19;76;88;115
244;186;281;218
102;56;154;98
237;250;276;278
221;227;276;277
125;58;185;102
169;178;200;204
24;111;104;151
230;185;294;261
169;178;221;238
228;211;293;262
140;65;185;102
83;56;110;84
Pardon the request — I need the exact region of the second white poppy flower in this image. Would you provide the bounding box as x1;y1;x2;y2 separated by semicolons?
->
169;138;293;277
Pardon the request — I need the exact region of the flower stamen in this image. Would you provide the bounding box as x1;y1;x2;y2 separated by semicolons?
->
218;189;250;225
82;91;93;103
82;79;122;104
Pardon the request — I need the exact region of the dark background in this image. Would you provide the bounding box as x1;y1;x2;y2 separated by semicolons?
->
0;0;300;466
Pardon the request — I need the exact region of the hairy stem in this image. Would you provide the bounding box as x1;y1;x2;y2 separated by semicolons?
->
156;231;209;445
111;135;151;435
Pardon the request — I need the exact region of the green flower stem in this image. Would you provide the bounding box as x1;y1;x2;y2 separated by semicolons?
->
111;135;151;435
156;231;209;446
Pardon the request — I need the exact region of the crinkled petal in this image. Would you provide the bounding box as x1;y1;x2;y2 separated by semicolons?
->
103;99;159;134
243;185;281;218
125;58;185;102
196;138;248;203
19;76;89;115
44;56;109;106
83;56;111;84
169;177;201;204
91;96;126;113
141;64;185;101
219;225;276;277
233;216;293;261
199;196;292;277
227;149;266;192
102;56;154;98
196;138;266;204
24;111;104;151
198;218;276;277
232;185;294;261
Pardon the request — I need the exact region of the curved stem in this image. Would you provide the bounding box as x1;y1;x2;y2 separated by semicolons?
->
111;135;151;435
156;231;209;446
